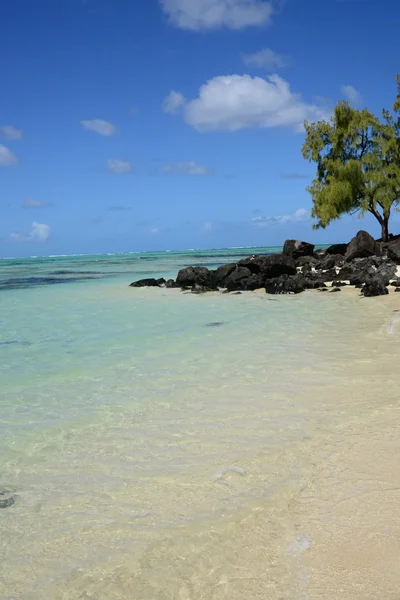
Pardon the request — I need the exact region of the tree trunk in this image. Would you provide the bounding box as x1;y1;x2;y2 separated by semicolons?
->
381;216;390;242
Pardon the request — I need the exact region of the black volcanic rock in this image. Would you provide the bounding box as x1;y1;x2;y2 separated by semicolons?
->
265;274;306;295
222;266;252;291
361;277;388;297
320;267;338;281
176;266;211;287
241;274;267;291
325;243;348;256
386;239;400;263
130;278;165;287
208;263;236;287
295;255;318;268
239;253;297;279
283;239;315;260
345;230;381;262
317;254;344;270
165;279;178;288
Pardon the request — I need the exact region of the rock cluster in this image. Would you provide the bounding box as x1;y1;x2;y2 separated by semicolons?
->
130;230;400;298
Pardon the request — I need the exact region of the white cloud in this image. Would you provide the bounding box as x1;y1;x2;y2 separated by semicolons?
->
81;119;116;136
160;0;274;30
243;48;287;69
166;74;329;132
107;159;133;174
162;161;212;175
163;90;186;114
252;207;309;227
10;222;51;243
204;221;214;232
23;200;49;208
341;85;362;105
150;227;161;234
0;144;18;166
0;125;23;140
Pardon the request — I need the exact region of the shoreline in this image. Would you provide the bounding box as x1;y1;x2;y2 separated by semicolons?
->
290;291;400;598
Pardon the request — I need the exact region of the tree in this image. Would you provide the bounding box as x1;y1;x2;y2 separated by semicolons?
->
302;76;400;242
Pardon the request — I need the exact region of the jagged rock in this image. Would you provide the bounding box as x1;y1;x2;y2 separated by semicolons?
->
330;287;341;293
320;267;338;281
239;253;296;279
238;254;269;273
300;263;313;277
130;278;165;287
361;277;388;297
395;288;400;293
349;259;397;286
283;239;315;260
332;281;347;287
337;257;396;286
165;279;178;288
208;263;236;287
386;239;400;262
301;277;327;289
241;274;267;291
265;274;306;295
317;255;335;270
325;243;348;256
295;255;318;268
390;280;400;287
222;266;252;291
345;230;381;262
176;266;210;287
316;254;343;270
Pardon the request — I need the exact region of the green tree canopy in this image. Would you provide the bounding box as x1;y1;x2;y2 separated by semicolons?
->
302;75;400;242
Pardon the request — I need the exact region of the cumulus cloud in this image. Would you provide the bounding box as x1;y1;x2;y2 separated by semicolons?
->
0;144;18;166
161;161;212;175
341;85;362;105
107;159;133;174
81;119;116;136
163;90;186;114
0;125;23;140
23;199;49;208
160;0;274;30
165;74;329;132
10;222;51;242
242;48;287;69
252;207;309;226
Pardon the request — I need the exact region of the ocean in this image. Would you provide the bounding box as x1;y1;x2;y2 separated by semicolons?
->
1;247;399;599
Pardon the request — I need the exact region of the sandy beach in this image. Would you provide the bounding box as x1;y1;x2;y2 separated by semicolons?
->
292;289;400;598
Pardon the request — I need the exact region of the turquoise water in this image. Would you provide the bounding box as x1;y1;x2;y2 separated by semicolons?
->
0;248;396;599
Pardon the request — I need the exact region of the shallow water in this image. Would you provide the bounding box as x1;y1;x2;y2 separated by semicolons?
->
0;249;398;599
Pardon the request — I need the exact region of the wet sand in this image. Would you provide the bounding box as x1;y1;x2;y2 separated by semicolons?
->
295;288;400;599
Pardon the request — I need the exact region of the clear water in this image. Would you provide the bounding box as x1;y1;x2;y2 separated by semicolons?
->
0;248;397;599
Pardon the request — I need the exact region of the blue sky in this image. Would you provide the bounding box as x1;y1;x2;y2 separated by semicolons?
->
1;0;400;257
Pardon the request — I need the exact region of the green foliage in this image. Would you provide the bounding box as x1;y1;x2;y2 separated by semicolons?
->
302;76;400;240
